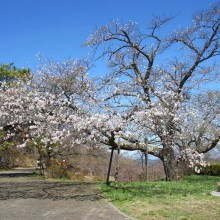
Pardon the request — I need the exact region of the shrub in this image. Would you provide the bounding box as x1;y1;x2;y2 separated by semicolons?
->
200;163;220;176
44;159;87;180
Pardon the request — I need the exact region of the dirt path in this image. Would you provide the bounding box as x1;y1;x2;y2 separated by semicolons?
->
0;175;134;220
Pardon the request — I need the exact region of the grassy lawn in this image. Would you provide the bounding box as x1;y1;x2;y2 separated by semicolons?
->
101;175;220;220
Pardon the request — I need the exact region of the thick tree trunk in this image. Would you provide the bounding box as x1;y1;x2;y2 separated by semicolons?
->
162;147;194;180
162;147;180;181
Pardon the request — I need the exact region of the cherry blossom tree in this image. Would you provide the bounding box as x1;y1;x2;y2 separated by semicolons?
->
85;3;220;180
0;59;97;167
0;64;32;167
1;3;219;180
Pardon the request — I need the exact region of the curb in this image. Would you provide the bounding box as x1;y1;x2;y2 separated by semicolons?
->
211;191;220;197
106;200;136;220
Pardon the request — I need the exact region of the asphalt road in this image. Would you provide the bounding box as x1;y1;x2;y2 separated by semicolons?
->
0;170;135;220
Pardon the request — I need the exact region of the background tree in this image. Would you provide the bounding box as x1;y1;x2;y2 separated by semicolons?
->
0;63;31;83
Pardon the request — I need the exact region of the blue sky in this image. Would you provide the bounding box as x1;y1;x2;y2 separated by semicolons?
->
0;0;218;71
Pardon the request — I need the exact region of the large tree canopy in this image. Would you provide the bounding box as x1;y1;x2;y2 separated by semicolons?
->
0;3;219;180
84;3;220;180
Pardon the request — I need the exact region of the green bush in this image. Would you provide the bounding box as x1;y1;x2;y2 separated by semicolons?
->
200;163;220;176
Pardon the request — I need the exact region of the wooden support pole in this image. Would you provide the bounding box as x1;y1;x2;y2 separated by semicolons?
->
144;138;148;181
106;148;114;186
115;148;120;186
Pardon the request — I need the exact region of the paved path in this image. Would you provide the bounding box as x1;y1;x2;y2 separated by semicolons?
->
0;171;135;220
0;167;37;177
0;198;134;220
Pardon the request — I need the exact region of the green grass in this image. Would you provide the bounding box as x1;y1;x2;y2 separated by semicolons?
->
101;175;220;220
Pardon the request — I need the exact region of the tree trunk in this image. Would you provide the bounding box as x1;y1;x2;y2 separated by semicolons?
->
162;147;194;181
177;159;194;177
162;147;180;181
